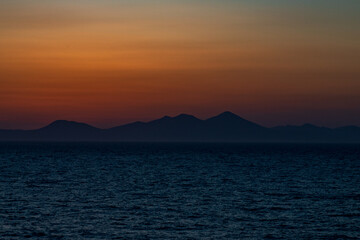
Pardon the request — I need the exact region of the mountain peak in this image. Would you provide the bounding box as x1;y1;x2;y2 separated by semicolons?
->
49;120;82;125
217;111;240;118
208;111;242;121
42;120;97;130
174;114;198;120
50;120;75;124
206;111;263;129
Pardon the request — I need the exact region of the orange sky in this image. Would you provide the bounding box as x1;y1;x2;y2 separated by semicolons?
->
1;0;360;129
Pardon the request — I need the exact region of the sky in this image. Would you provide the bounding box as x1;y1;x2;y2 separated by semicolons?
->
1;0;360;129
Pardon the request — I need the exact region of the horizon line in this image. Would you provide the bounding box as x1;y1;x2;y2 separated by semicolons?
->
1;111;359;131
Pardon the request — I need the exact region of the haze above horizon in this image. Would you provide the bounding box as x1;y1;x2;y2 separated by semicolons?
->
1;0;359;129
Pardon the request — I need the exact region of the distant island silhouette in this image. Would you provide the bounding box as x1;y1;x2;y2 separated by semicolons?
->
1;111;359;142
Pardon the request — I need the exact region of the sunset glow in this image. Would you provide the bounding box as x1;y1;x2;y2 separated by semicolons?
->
1;0;360;129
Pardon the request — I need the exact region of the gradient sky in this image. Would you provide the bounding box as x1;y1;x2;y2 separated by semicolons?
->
1;0;360;129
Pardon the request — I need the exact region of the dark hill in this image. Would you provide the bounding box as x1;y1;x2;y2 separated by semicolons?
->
39;120;98;132
0;112;359;142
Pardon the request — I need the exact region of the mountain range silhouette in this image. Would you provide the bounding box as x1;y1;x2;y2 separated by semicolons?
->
1;112;359;142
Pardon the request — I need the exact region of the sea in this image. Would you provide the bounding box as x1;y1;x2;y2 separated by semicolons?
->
0;142;359;239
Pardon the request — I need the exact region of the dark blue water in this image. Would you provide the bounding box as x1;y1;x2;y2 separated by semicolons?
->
0;143;359;239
